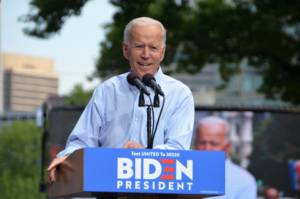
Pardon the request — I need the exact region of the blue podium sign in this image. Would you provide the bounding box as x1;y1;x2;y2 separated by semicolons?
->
83;148;225;196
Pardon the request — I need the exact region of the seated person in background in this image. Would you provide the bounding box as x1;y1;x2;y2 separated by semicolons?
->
195;116;257;199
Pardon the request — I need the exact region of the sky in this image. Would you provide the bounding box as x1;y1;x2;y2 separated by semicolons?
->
1;0;116;95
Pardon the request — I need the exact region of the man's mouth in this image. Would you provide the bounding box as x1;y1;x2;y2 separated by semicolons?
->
138;62;151;67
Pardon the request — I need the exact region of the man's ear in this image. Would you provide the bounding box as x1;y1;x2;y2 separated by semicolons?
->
122;43;129;60
223;142;231;155
160;46;166;62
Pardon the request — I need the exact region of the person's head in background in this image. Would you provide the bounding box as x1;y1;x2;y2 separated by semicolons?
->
195;116;231;155
122;17;166;78
263;187;280;199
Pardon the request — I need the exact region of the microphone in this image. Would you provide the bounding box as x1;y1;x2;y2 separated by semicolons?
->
127;72;150;96
142;74;164;96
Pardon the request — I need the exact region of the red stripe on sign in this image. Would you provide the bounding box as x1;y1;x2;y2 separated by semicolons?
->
161;174;174;180
160;159;175;164
164;167;175;172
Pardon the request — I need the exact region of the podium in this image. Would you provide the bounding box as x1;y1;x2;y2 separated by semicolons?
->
49;148;225;198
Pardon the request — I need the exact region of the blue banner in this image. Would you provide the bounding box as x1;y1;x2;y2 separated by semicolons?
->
289;160;300;191
83;148;225;195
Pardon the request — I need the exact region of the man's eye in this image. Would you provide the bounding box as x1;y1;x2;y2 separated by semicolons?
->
198;141;207;145
135;45;144;48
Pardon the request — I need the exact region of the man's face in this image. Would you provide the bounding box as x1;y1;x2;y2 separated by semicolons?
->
122;24;165;78
195;123;230;153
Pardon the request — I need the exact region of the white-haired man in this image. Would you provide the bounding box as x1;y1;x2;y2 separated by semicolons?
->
195;116;257;199
48;17;195;182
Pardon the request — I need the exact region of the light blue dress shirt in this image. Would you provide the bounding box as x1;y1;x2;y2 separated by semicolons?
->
58;68;195;157
210;159;257;199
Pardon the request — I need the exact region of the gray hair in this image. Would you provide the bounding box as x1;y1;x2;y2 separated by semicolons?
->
123;17;166;45
197;116;231;141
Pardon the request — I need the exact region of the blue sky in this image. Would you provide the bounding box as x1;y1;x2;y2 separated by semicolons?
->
1;0;116;95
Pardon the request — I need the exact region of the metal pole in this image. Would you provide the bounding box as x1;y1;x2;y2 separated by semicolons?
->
146;105;153;149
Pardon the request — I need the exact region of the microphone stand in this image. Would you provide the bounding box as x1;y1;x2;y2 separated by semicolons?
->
142;90;164;149
146;105;153;149
138;89;154;149
137;87;164;149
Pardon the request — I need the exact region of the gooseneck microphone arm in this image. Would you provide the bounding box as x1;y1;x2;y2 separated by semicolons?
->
152;95;165;141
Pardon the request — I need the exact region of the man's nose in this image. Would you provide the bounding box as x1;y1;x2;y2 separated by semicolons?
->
203;143;214;150
141;47;150;58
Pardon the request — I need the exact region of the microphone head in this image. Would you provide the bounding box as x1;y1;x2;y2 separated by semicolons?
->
142;73;155;86
127;72;139;85
143;73;164;96
127;72;150;96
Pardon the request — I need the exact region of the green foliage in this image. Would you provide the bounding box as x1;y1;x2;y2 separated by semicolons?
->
20;0;90;38
22;0;300;104
0;121;45;199
64;83;93;105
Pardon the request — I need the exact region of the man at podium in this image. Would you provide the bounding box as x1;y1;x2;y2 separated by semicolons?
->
48;17;195;183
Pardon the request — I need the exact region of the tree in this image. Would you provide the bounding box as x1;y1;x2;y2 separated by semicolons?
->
64;83;93;105
21;0;90;38
179;0;300;104
0;121;45;199
21;0;300;104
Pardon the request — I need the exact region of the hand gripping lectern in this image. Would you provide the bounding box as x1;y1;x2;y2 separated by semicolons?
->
48;148;225;198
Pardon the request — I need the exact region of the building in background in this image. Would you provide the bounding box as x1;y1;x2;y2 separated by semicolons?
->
174;61;288;106
2;53;58;112
215;61;268;106
172;64;218;105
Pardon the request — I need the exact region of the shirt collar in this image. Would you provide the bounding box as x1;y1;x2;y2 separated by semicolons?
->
154;67;163;84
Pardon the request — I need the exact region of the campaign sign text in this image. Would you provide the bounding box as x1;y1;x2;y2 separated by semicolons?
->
84;148;225;195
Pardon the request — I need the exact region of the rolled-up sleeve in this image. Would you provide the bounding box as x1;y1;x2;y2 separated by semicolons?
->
57;88;103;157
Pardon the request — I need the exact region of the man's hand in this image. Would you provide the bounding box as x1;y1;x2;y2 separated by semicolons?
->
123;140;144;148
47;156;67;183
